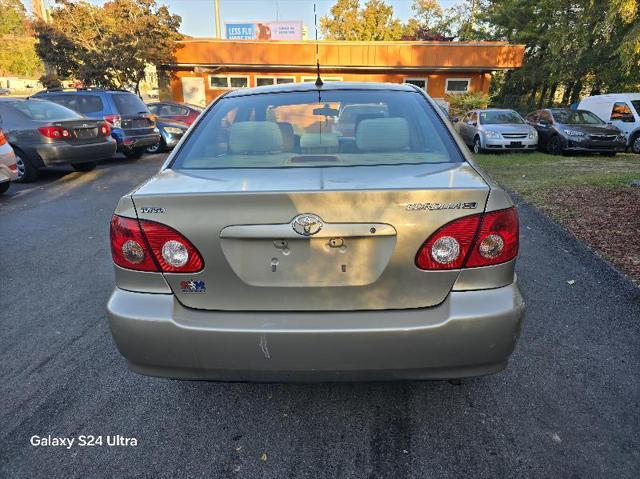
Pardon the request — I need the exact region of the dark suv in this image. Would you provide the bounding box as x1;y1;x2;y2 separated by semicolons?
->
32;88;160;159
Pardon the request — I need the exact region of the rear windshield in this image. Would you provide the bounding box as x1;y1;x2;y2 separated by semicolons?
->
111;93;148;116
172;90;463;169
480;110;523;124
9;100;81;121
552;110;603;125
46;94;104;114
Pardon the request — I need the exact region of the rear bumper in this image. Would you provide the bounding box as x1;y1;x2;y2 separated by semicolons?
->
106;283;525;381
114;131;161;151
28;139;117;166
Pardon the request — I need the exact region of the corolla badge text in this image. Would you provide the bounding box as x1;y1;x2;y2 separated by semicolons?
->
292;213;323;236
405;202;478;211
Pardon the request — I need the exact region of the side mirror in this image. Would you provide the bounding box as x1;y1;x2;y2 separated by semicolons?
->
471;121;478;127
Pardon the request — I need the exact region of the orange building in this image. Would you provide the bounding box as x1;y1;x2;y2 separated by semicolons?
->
160;39;524;106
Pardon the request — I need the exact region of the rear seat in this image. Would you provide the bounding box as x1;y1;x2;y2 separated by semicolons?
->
356;118;410;152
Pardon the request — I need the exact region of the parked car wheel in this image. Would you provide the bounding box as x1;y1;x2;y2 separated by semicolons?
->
547;135;564;155
631;134;640;154
146;138;166;154
0;182;10;194
72;161;97;172
14;151;38;183
473;136;483;154
123;148;145;160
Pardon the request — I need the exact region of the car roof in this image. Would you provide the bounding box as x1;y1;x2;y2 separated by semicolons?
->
33;88;133;96
581;93;640;101
224;81;418;98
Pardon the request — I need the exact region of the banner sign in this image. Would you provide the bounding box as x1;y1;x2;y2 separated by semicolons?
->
225;21;303;41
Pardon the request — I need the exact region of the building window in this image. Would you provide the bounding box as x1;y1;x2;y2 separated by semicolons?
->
256;76;296;87
208;75;249;89
403;78;427;90
209;76;228;88
256;77;275;87
445;79;470;94
229;76;249;88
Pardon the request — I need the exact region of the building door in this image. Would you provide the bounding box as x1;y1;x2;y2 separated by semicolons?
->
181;77;206;106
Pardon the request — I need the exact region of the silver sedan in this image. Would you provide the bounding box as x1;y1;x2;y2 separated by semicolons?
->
0;129;18;194
455;109;538;153
107;82;524;382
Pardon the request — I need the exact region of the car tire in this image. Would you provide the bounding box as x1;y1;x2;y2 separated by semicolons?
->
72;161;97;172
0;181;9;194
631;133;640;154
146;138;166;154
123;147;145;160
14;151;38;183
473;136;483;154
547;135;564;155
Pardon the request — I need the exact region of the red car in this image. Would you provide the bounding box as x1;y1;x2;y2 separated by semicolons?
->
146;101;203;126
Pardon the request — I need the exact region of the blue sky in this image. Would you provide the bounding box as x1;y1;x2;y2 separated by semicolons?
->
23;0;458;38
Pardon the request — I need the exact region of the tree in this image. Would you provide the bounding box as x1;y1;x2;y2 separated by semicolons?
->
0;0;44;78
35;0;182;91
485;0;639;108
320;0;403;41
402;0;452;39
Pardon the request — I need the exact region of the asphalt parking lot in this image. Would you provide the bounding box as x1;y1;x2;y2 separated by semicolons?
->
1;154;639;478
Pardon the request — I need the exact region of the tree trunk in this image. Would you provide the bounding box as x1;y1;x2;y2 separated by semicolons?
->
561;81;574;105
538;82;549;108
547;82;558;107
569;80;583;105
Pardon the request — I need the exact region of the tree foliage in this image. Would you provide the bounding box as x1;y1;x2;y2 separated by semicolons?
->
0;0;44;78
35;0;182;90
485;0;640;107
320;0;403;40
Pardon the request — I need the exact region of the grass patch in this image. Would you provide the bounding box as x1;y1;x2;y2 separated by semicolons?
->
475;151;640;283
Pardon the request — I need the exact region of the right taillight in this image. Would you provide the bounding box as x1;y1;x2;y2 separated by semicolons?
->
0;129;7;146
415;207;518;270
466;207;519;267
110;215;204;273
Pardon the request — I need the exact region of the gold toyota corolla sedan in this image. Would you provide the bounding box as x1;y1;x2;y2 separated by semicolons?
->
107;82;524;381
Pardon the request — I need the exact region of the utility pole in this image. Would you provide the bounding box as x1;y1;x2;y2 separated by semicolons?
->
214;0;221;39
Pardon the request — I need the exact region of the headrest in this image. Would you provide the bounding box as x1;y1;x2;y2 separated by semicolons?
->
300;132;339;149
229;121;283;154
356;118;410;152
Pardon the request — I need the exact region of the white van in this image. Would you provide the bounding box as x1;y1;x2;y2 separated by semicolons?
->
578;93;640;153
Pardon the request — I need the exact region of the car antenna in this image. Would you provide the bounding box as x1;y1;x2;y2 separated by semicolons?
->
314;2;323;88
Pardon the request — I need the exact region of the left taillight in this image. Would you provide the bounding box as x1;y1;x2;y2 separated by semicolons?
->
0;129;7;146
99;123;110;136
415;207;519;270
110;215;204;273
38;126;71;139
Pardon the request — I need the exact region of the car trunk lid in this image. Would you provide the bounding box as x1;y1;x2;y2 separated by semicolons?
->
132;162;490;311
